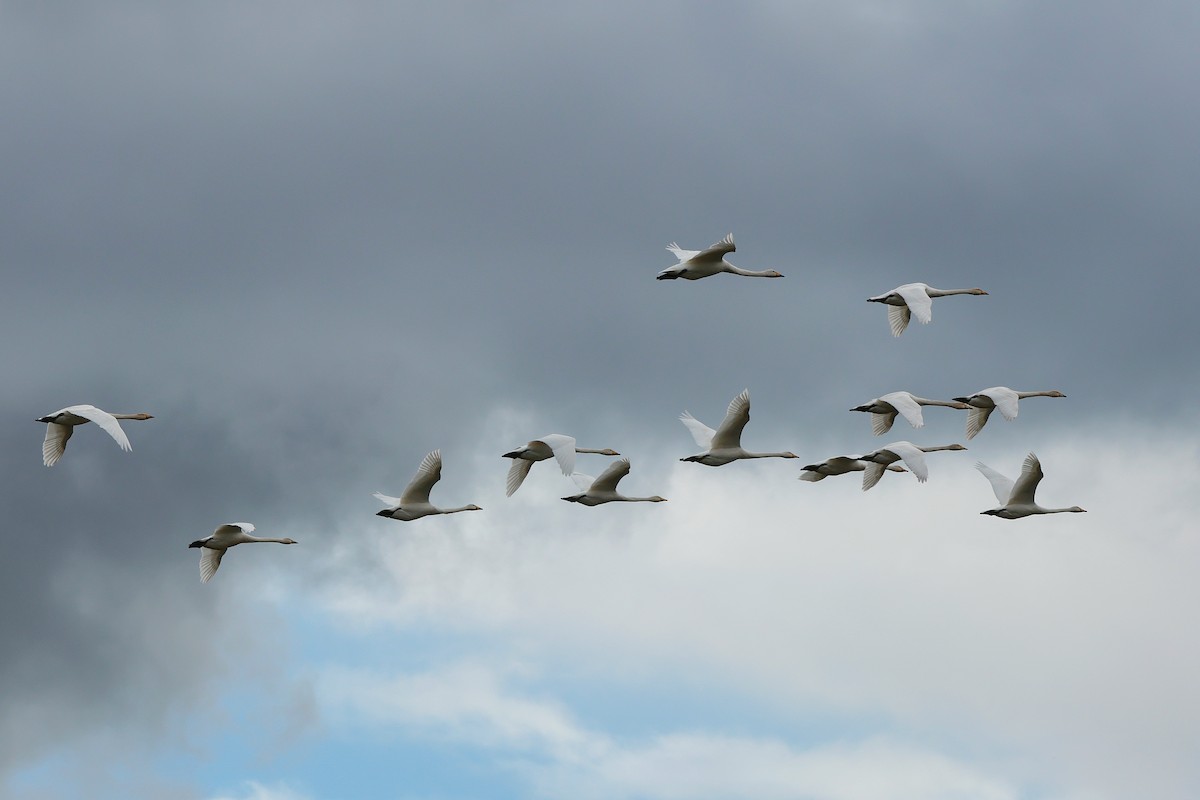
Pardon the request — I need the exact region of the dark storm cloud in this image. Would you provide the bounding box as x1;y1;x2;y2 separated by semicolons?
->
1;2;1197;791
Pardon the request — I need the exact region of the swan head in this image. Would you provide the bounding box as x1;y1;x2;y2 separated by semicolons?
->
945;444;968;451
968;288;988;295
1047;391;1067;398
131;413;154;420
1068;506;1086;513
764;271;784;278
648;496;668;502
282;538;298;544
466;504;483;511
781;452;799;459
599;449;621;456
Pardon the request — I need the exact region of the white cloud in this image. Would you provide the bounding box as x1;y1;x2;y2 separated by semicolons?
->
310;425;1200;799
317;662;1024;800
208;781;311;800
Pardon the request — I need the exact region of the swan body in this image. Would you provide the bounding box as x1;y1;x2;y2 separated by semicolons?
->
867;283;988;337
679;389;798;466
859;441;967;491
188;522;297;583
851;392;970;435
503;434;620;496
375;450;482;521
976;453;1086;519
951;387;1067;439
562;458;666;506
656;233;783;281
37;405;154;466
799;455;908;482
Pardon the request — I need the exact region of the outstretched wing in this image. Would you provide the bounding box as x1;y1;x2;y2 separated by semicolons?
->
505;458;535;497
882;442;929;482
679;411;716;449
1007;452;1044;506
882;392;925;429
589;458;631;493
199;547;224;583
871;410;897;436
861;462;888;491
894;284;933;325
401;450;443;505
799;471;825;482
42;423;73;466
569;472;595;491
373;492;402;507
665;243;701;263
965;406;993;440
65;404;133;451
711;389;751;450
974;462;1014;505
537;434;577;476
887;304;911;337
981;387;1020;421
694;232;736;260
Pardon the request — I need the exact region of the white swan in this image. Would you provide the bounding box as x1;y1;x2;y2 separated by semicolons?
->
375;450;482;521
188;523;297;584
680;389;798;466
503;434;620;496
799;455;908;482
867;283;988;337
951;387;1067;439
562;458;667;506
859;441;967;491
851;391;970;435
656;233;783;281
976;453;1086;519
37;405;154;466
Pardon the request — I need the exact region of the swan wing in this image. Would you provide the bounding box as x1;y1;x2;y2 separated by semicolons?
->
679;411;715;449
861;461;887;491
974;462;1014;505
42;423;73;466
373;492;403;507
1008;453;1044;506
887;304;911;337
505;458;535;497
799;471;825;482
882;392;924;429
213;522;254;537
981;387;1020;421
570;472;595;491
537;433;577;476
894;284;933;325
66;404;132;451
884;442;929;482
871;411;896;436
401;450;442;505
694;232;736;260
965;406;993;440
711;389;751;449
199;547;224;583
665;242;701;263
589;458;630;493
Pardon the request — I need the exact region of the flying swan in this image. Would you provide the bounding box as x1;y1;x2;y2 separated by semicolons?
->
503;434;620;496
374;450;482;521
799;455;908;482
859;441;967;491
37;404;154;466
867;283;988;337
679;389;798;466
189;523;297;584
976;453;1086;519
562;458;666;506
951;387;1067;439
656;233;783;280
851;391;969;435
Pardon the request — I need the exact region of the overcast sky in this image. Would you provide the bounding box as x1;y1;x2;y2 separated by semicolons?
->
3;3;1199;799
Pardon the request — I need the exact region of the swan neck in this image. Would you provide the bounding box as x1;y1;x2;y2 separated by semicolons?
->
927;287;977;297
726;266;779;277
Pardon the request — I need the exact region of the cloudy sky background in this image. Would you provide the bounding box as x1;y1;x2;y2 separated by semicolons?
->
3;2;1198;798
